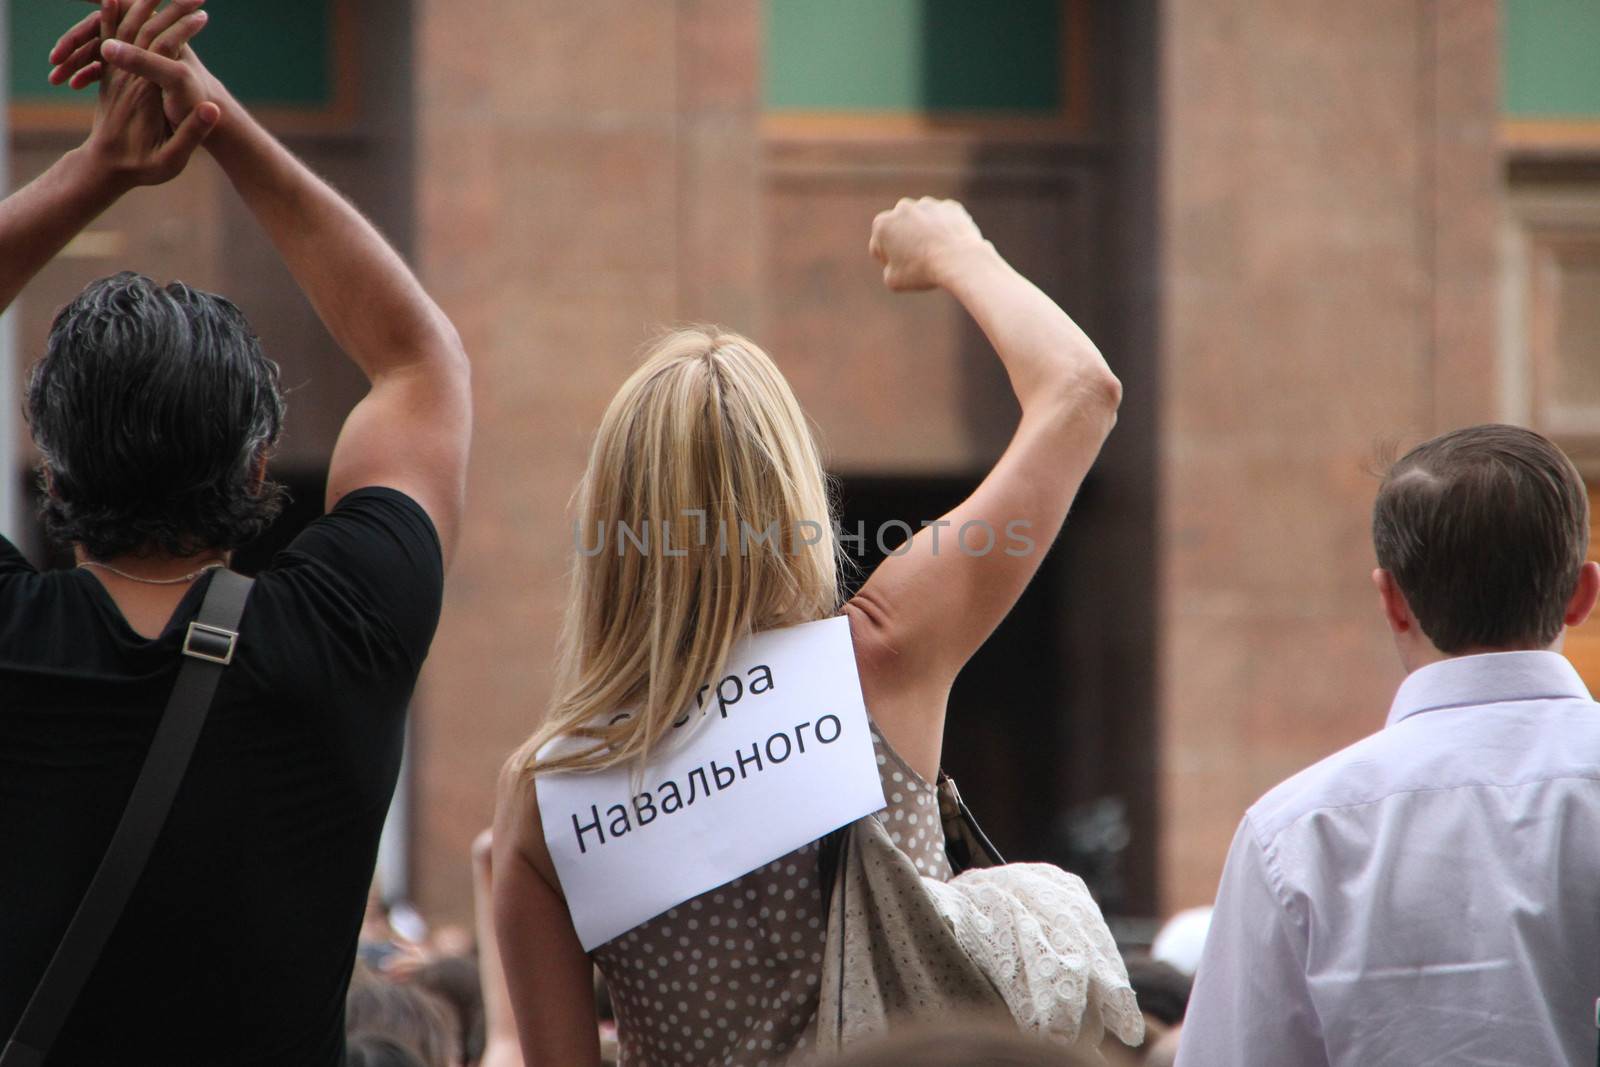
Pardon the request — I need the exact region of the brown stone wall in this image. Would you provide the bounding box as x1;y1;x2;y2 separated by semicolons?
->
411;0;773;920
1157;0;1503;911
763;135;1101;473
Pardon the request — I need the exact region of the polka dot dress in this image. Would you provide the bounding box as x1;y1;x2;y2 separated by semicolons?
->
591;728;952;1066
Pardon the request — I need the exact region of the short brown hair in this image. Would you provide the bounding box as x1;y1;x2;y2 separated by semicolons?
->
1372;424;1590;653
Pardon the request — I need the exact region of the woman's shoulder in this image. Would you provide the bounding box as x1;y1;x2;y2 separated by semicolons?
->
495;755;564;893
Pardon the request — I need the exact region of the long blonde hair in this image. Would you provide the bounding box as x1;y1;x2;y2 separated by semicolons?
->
511;328;840;780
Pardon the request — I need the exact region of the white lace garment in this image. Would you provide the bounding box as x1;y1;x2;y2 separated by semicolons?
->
923;863;1145;1048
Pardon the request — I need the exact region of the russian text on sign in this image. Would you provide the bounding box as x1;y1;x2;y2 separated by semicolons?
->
535;616;885;950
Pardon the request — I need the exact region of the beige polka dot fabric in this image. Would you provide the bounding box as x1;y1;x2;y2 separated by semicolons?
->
591;728;951;1066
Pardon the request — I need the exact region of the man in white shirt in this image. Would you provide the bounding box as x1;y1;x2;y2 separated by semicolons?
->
1178;424;1600;1067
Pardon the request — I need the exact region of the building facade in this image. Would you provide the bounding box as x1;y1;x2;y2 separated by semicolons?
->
5;0;1598;924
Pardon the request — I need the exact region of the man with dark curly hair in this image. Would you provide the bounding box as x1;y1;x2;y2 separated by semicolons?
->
0;3;470;1064
25;272;290;565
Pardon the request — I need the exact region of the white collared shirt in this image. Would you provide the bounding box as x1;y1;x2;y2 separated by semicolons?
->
1178;651;1600;1067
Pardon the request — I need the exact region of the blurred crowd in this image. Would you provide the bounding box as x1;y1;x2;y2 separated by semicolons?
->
349;832;1211;1067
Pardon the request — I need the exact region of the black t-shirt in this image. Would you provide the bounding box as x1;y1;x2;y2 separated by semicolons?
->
0;488;444;1066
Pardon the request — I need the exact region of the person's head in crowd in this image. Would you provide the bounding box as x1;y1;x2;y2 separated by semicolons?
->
1371;424;1599;671
360;881;433;978
1121;954;1191;1029
347;965;461;1067
412;955;486;1067
1149;906;1211;978
511;328;839;778
346;1033;428;1067
819;1020;1110;1066
1117;954;1190;1064
25;271;286;561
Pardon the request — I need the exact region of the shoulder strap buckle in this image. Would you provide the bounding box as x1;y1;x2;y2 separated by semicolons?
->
182;621;238;665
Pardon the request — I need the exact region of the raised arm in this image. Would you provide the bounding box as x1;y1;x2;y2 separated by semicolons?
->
847;198;1121;781
98;33;471;560
0;1;215;313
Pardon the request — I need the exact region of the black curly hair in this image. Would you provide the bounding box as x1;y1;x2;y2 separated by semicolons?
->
25;272;287;560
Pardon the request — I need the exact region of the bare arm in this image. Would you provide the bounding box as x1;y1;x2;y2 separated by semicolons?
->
0;1;215;313
0;151;122;315
847;198;1121;781
473;830;527;1067
492;768;603;1067
99;36;471;559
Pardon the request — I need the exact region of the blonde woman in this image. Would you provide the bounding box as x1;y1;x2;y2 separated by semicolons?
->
493;198;1123;1066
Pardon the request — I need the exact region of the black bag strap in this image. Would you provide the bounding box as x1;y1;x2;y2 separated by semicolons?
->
1;570;253;1067
934;772;1005;873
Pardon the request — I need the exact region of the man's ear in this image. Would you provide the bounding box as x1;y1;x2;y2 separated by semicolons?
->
40;465;58;500
1564;560;1600;630
1372;568;1413;635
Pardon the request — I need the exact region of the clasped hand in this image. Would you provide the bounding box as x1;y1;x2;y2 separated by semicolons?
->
49;0;224;190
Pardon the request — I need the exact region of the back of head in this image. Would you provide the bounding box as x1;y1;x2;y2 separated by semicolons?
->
25;271;286;559
1121;954;1192;1027
1372;424;1590;653
820;1021;1102;1066
518;327;839;777
412;955;485;1066
346;967;458;1067
346;1034;428;1067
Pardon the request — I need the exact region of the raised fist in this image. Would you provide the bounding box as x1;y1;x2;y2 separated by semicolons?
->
868;196;988;292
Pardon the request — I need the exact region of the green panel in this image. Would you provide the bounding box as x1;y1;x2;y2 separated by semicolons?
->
9;0;334;109
765;0;1062;114
1504;0;1600;117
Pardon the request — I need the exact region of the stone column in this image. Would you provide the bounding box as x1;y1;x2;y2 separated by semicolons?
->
1157;0;1503;911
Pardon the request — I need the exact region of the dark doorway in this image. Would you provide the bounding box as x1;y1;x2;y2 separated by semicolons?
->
834;471;1150;917
834;477;1070;855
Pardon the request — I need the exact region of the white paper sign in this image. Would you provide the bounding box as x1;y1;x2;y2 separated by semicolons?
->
536;615;886;951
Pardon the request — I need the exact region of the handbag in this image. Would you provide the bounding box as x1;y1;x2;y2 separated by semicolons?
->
810;773;1012;1056
1;570;254;1067
812;773;1145;1056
